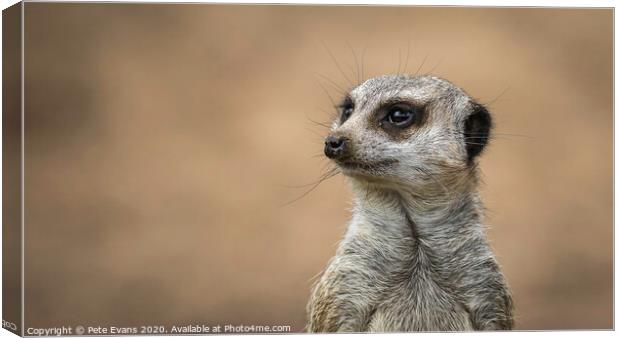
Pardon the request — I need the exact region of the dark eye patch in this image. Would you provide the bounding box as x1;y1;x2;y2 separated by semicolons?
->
383;103;424;128
338;96;354;124
374;100;427;139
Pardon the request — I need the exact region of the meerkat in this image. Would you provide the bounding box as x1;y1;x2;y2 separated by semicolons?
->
306;74;514;332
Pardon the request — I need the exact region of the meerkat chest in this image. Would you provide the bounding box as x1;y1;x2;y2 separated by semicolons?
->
366;264;473;332
344;220;473;331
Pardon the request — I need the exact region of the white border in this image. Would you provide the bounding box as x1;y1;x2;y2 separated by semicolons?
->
0;1;615;338
8;0;619;7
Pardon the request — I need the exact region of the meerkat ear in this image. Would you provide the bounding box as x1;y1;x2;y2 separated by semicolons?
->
463;102;492;163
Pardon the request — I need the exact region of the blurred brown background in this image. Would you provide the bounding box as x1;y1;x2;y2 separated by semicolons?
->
21;4;612;331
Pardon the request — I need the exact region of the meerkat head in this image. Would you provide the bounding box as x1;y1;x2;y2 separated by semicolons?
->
324;75;491;191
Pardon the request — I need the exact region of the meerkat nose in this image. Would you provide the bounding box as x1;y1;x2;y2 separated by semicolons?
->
324;135;348;159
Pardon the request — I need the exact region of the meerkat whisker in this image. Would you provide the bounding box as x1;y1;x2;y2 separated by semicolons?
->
402;39;411;75
396;47;402;75
466;132;532;138
305;127;328;140
280;169;341;206
482;86;511;106
315;82;340;111
305;115;331;129
314;73;346;95
414;54;428;77
283;166;340;189
360;44;367;81
345;41;361;84
321;41;354;86
427;56;444;75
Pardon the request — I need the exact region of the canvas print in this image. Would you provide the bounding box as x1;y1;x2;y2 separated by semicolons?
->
2;2;613;335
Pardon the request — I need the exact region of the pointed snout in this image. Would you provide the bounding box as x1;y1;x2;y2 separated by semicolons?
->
324;135;349;160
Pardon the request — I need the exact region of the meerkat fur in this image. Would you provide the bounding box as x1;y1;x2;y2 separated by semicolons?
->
306;75;514;332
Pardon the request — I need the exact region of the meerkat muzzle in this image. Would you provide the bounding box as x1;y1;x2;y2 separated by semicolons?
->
324;135;349;160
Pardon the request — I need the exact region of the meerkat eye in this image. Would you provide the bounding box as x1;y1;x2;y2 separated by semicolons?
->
385;104;420;127
342;105;353;121
339;97;354;124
